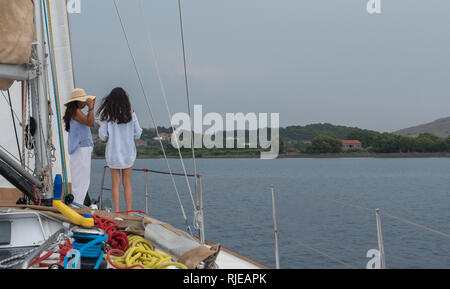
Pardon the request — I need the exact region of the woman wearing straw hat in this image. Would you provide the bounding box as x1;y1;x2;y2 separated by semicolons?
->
63;88;96;207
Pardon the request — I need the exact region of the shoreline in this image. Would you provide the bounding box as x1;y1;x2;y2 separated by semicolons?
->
282;152;450;158
92;152;450;160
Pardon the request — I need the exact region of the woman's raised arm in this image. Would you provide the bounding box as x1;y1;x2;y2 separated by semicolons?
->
73;99;95;127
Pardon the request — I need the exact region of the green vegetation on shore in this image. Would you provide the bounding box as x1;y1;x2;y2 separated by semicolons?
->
91;126;272;158
91;123;450;158
282;124;450;154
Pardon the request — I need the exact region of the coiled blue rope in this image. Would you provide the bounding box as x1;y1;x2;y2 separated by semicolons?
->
65;233;108;269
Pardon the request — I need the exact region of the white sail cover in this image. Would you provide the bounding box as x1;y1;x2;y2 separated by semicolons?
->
0;0;35;90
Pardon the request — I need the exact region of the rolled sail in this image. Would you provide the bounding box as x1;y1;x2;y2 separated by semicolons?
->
0;0;36;90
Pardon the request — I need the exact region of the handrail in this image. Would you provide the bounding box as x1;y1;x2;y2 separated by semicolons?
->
97;169;450;269
193;174;450;268
98;165;199;211
132;167;197;178
144;184;360;269
97;165;204;241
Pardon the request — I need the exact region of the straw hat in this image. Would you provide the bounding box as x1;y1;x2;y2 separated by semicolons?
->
64;88;96;106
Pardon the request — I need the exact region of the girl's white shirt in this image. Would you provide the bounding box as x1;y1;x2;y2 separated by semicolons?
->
98;111;143;169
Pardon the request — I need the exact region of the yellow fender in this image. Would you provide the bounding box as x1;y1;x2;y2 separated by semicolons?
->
53;200;94;227
52;174;94;227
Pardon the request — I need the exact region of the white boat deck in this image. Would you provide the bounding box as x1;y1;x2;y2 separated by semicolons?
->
0;207;269;269
215;250;263;269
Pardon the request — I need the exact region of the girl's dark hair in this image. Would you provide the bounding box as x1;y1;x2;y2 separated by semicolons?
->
63;102;79;132
97;87;132;124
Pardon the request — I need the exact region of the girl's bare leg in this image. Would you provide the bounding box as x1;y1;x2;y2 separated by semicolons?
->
122;167;133;212
110;168;121;212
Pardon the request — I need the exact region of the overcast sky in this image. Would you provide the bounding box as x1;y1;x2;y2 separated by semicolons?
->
68;0;450;132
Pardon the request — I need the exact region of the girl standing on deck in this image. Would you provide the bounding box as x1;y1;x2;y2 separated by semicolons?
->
97;87;142;213
63;88;96;207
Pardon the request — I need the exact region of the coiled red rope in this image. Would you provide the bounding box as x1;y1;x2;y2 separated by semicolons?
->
33;238;72;268
30;216;129;268
57;238;73;265
93;215;129;252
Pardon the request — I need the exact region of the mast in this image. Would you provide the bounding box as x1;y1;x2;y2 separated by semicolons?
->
31;0;53;202
0;0;69;204
0;0;50;202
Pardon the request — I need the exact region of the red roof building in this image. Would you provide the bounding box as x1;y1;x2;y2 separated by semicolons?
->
341;140;362;151
135;139;147;146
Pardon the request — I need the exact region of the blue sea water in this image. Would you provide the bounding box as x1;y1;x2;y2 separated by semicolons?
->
89;157;450;269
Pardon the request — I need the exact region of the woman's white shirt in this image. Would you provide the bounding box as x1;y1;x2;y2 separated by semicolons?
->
98;112;143;169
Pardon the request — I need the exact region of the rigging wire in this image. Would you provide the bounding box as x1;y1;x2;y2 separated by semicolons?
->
204;206;357;268
63;0;450;268
112;0;193;235
1;90;23;126
201;174;450;259
204;174;450;240
0;144;34;173
6;90;23;164
202;202;357;268
96;165;450;268
177;0;201;225
137;0;196;211
21;81;26;168
379;211;450;240
149;187;356;269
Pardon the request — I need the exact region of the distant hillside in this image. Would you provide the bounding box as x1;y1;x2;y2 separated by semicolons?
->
279;123;378;144
394;117;450;138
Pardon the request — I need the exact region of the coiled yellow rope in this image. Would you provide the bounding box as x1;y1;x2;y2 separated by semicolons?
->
107;235;187;269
